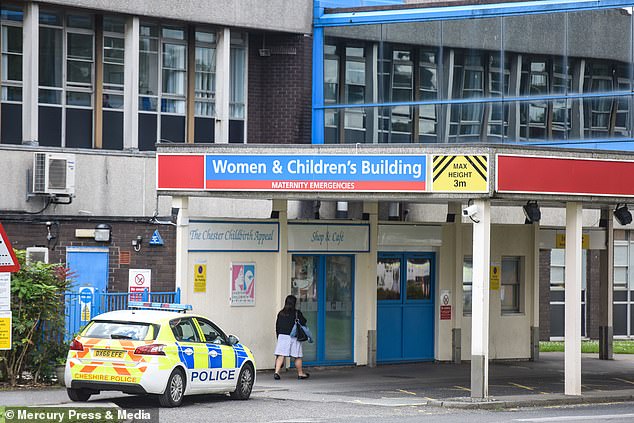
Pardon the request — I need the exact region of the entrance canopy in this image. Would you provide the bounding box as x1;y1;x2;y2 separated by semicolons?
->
156;143;634;206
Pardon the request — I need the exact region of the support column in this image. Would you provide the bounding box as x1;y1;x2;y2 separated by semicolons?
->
470;199;491;399
365;201;379;367
565;202;583;396
599;207;614;360
531;222;540;361
22;2;39;145
173;197;189;304
448;202;463;364
272;199;288;315
123;17;140;150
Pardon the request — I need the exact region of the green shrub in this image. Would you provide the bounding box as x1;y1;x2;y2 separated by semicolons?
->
0;250;73;385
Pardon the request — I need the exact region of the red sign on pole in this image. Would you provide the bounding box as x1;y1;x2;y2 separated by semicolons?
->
0;223;19;273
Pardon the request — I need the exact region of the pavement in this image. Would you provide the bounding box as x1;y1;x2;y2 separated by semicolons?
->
2;352;634;410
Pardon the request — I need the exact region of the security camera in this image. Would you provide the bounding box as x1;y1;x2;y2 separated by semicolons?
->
462;204;479;217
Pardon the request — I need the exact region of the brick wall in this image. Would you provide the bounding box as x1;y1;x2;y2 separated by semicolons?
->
3;220;176;293
248;32;313;145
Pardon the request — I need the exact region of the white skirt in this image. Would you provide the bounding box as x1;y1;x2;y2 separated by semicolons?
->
274;334;303;358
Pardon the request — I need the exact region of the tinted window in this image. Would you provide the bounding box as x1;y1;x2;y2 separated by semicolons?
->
170;318;201;342
83;321;155;340
196;318;226;345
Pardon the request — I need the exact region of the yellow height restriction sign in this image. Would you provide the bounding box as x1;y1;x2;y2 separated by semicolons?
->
432;155;488;192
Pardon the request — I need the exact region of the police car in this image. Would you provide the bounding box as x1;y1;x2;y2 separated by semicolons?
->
64;302;256;407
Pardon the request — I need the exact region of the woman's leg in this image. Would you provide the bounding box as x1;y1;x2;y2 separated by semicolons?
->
294;357;307;376
274;354;285;374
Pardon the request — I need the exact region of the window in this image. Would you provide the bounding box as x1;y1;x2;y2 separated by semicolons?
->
501;256;521;313
102;16;125;110
377;257;401;300
449;53;484;141
463;256;473;315
170;318;200;343
550;249;565;289
138;23;187;148
1;3;23;145
194;30;216;117
487;54;510;139
1;4;22;102
196;318;225;345
418;48;439;142
84;321;156;341
229;31;246;143
38;10;94;148
230;32;246;119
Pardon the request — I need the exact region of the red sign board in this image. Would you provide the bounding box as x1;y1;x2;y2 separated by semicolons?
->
440;305;452;320
0;223;19;273
497;154;634;197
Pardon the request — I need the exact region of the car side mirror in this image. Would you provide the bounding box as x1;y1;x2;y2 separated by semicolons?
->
228;335;239;345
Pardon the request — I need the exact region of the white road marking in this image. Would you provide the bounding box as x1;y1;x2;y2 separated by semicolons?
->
515;413;634;422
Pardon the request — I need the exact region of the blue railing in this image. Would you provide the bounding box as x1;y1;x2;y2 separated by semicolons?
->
63;288;181;341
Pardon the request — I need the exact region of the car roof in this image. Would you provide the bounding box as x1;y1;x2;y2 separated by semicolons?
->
92;309;202;323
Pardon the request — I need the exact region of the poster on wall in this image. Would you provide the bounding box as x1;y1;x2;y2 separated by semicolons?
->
230;263;255;306
194;262;207;293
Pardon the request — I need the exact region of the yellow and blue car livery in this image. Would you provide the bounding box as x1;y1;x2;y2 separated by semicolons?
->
65;305;256;407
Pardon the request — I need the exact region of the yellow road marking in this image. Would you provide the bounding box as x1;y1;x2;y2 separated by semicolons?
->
453;385;471;392
509;382;535;391
398;389;417;396
614;377;634;385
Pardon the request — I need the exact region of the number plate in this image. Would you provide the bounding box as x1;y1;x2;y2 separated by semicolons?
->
92;349;125;359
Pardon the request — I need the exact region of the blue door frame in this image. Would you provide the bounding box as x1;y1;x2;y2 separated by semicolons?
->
293;254;355;367
377;252;435;363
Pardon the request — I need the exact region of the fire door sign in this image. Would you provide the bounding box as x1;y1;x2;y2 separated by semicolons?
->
129;269;152;301
440;289;452;320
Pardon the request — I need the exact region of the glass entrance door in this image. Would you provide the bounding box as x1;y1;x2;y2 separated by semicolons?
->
291;255;354;365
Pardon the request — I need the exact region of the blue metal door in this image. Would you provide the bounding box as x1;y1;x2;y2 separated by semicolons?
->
377;253;435;363
65;247;109;336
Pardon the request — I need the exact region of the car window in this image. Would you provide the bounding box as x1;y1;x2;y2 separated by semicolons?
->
196;318;226;345
83;321;155;341
170;318;201;342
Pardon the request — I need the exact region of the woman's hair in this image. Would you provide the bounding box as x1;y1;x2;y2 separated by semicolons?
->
281;294;297;315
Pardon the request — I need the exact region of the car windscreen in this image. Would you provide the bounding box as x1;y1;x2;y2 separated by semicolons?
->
83;320;158;341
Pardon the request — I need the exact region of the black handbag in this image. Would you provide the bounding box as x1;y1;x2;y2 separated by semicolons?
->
294;311;308;342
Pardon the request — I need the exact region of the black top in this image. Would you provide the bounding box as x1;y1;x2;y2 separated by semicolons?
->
276;309;307;336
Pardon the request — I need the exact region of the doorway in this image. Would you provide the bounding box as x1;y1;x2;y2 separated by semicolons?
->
377;253;435;362
291;255;354;366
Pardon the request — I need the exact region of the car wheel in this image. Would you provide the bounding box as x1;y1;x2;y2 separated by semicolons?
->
230;363;254;400
67;388;91;402
159;369;186;407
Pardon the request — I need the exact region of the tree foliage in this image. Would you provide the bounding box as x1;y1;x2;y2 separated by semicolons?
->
0;250;73;385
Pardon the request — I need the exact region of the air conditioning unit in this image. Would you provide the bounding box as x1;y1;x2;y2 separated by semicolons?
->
26;247;49;264
32;152;76;196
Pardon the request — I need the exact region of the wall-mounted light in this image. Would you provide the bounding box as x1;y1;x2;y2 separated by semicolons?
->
94;223;112;242
132;235;143;252
523;201;541;224
614;204;632;226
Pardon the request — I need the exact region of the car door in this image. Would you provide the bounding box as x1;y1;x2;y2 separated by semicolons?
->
194;317;237;391
169;317;208;392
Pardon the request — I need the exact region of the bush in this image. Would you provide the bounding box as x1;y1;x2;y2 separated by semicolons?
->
0;250;73;386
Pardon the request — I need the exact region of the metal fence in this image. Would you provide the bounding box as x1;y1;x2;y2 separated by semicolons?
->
63;288;181;341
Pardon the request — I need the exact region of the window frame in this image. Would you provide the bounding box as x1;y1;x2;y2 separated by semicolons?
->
501;256;522;314
1;4;23;104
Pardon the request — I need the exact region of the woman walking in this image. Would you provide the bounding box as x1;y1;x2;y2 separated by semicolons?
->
273;294;310;380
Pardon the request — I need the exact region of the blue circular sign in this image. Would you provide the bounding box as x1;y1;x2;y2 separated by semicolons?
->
79;288;93;303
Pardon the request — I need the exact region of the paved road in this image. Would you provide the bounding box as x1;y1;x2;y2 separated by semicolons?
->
2;352;634;422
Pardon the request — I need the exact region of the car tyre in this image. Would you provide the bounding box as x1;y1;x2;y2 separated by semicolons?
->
230;363;254;400
67;388;91;402
159;369;185;407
